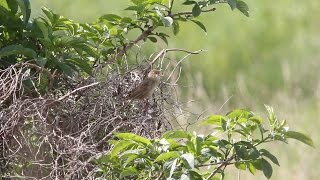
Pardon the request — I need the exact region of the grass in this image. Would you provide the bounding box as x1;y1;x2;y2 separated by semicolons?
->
30;0;320;179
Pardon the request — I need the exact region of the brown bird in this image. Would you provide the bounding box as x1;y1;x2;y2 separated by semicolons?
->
127;69;161;100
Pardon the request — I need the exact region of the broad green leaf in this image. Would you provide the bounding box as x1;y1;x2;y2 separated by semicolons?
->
259;149;279;166
99;14;122;22
57;62;73;76
285;131;314;147
0;0;10;11
110;140;133;157
181;153;195;169
237;1;249;17
192;4;201;17
157;33;168;44
248;162;256;174
76;45;98;58
123;154;138;167
190;20;207;33
249;116;262;124
148;36;157;42
35;19;50;40
154;151;180;162
125;5;144;11
115;132;151;146
226;109;253;119
42;7;54;23
0;44;36;58
227;0;237;10
162;130;191;139
235;162;246;170
120;167;139;178
202;115;225;125
195;135;204;155
189;169;203;179
35;57;47;67
162;16;173;27
186;140;196;153
16;0;31;24
261;158;273;179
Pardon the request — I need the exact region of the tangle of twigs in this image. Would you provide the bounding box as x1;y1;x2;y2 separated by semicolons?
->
0;48;203;179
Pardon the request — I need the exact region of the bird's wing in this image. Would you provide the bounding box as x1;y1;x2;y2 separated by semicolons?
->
127;78;151;99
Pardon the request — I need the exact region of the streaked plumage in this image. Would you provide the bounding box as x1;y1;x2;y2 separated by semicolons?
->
127;69;161;100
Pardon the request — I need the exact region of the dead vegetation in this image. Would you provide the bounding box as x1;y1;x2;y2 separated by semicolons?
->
0;49;202;179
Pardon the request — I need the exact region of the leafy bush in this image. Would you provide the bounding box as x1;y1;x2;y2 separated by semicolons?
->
0;0;313;179
96;106;313;179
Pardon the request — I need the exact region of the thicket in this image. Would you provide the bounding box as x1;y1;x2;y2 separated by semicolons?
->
0;0;313;179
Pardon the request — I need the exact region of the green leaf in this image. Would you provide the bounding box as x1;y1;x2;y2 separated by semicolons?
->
123;154;138;167
226;109;253;119
261;158;273;179
115;133;151;146
227;0;237;10
265;104;276;124
249;116;262;124
35;19;50;40
125;5;144;11
99;14;122;22
7;0;18;14
183;1;197;5
35;57;47;67
181;153;195;169
190;20;207;33
41;7;54;23
248;162;256;174
130;0;146;5
285;131;314;147
0;44;36;58
259;149;279;166
202;115;225;125
57;62;73;76
120;167;139;178
162;130;191;139
148;36;157;43
0;0;10;11
154;151;180;162
157;32;169;45
162;16;173;27
172;21;180;35
237;1;249;17
192;4;201;17
110;140;133;157
16;0;31;24
235;162;246;170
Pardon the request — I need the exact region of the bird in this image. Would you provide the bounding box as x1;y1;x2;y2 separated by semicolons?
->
127;69;161;100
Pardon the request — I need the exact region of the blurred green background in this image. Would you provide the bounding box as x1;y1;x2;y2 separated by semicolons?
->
31;0;320;179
